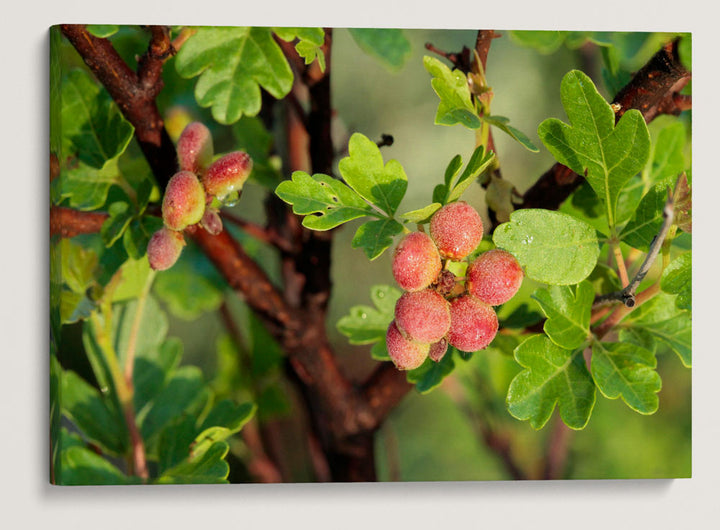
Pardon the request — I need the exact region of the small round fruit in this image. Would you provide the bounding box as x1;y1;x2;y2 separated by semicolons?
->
162;171;207;231
429;338;449;362
447;294;498;352
395;289;450;344
200;208;223;235
467;249;524;305
386;321;429;371
430;201;484;260
202;151;253;200
147;227;185;271
392;232;442;292
177;122;214;174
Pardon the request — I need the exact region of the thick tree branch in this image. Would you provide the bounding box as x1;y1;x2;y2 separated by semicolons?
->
50;206;108;238
60;24;178;188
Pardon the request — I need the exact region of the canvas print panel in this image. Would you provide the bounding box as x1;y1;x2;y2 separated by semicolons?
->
50;25;692;484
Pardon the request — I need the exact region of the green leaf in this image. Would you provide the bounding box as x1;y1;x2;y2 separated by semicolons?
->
86;25;119;38
100;202;133;247
647;121;686;188
274;27;326;70
60;290;95;324
352;218;404;260
60;157;121;211
499;303;544;329
61;69;134;168
59;446;140;485
60;238;98;294
445;146;495;203
424;56;481;129
591;341;661;414
661;252;692;311
133;338;183;415
406;353;456;394
123;215;164;260
493;209;600;285
156;441;230;484
370;338;391;361
622;293;691;367
538;70;651;230
139;366;207;442
482;115;539;152
619;186;667;251
347;28;411;71
336;285;402;345
275;171;375;230
200;400;256;433
532;281;594;350
175;27;293;124
507;335;596;430
60;369;128;455
157;415;197;474
338;133;408;216
400;203;442;224
510;31;566;54
112;296;168;369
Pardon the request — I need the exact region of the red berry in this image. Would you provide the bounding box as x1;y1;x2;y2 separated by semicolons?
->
447;295;498;352
147;227;185;271
162;171;207;231
392;232;442;292
467;249;524;305
386;321;429;371
202;151;253;200
200;208;223;235
430;201;484;260
429;338;449;362
395;289;450;344
177;122;214;174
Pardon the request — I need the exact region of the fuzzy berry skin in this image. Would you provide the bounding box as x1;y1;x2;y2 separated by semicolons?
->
162;171;207;231
200;208;223;235
202;151;253;200
467;249;524;306
386;321;429;371
177;122;214;174
392;232;442;292
429;201;484;260
395;289;451;344
429;338;449;362
447;294;498;353
147;227;185;271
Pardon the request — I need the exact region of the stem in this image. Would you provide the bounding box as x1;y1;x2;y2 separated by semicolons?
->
594;283;661;338
612;242;630;287
122;270;156;384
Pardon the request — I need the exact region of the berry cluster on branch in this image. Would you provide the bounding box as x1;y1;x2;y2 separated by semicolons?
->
387;201;524;370
147;122;253;270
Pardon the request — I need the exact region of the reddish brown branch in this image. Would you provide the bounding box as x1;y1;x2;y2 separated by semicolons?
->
220;211;296;253
50;206;108;238
542;415;573;479
60;24;178;188
519;38;691;211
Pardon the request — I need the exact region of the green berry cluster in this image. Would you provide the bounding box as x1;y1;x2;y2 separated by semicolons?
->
387;201;524;370
147;122;253;271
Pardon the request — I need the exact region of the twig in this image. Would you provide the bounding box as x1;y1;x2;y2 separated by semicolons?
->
542;415;573;479
376;134;394;148
220;211;296;253
594;189;674;308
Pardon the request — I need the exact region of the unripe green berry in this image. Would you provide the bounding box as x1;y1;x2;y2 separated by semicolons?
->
447;294;498;353
395;289;450;344
162;171;207;231
467;249;523;306
392;231;442;292
202;151;253;200
147;227;185;271
177;122;214;174
430;201;484;260
386;321;429;371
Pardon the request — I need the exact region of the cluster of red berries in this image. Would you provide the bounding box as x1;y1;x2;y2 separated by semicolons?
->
387;201;523;370
147;122;253;271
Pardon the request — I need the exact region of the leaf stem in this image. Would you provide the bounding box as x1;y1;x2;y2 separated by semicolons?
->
611;242;630;287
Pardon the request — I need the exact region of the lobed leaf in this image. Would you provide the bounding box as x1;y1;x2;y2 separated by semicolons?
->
661;252;691;311
336;285;402;345
405;352;456;394
352;218;405;260
348;28;411;71
338;133;408;216
493;209;600;285
274;27;326;70
482;115;539;152
619;186;667;251
507;335;596;430
59;446;140;485
275;171;375;230
532;281;594;350
538;70;650;230
590;341;661;414
175;27;293;124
